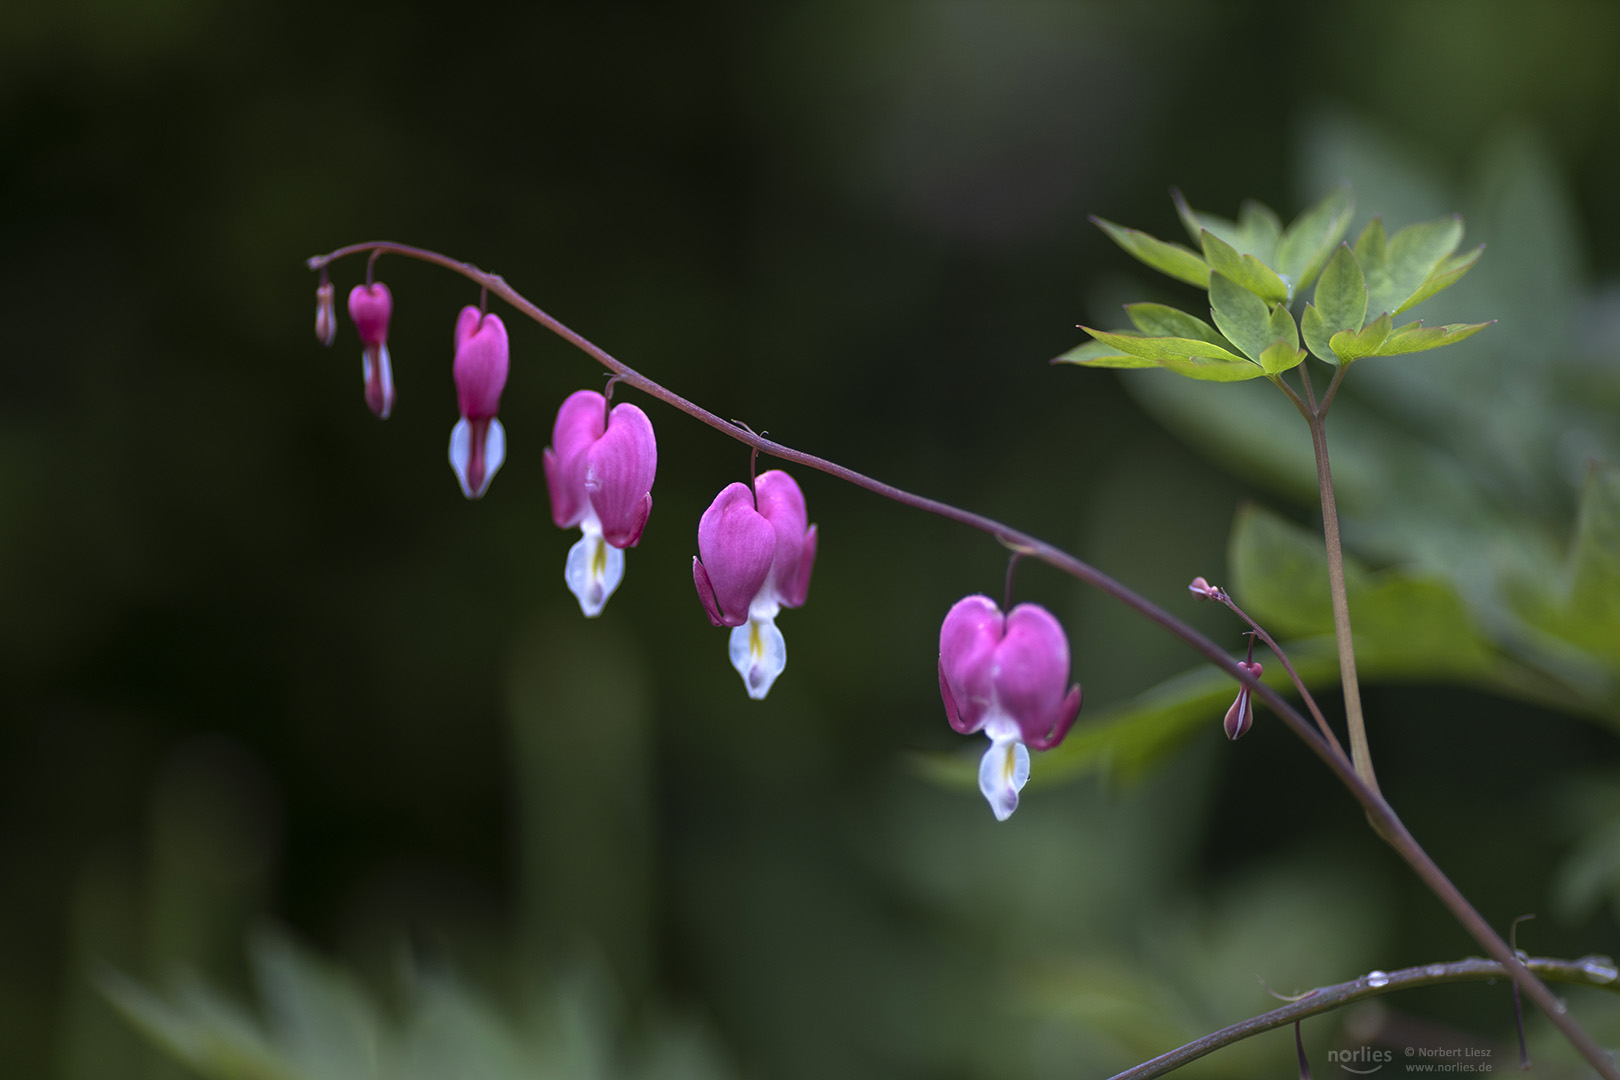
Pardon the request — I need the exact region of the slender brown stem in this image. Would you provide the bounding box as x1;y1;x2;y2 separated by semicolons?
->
306;242;1620;1080
1107;955;1620;1080
1318;363;1348;417
1301;380;1377;794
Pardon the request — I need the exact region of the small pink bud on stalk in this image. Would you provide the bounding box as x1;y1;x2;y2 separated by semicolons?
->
314;281;337;347
542;389;658;616
938;596;1083;821
347;283;395;418
1224;660;1263;740
448;306;510;499
692;471;817;699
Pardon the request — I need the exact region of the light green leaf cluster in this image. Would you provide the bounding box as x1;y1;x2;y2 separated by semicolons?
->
1062;186;1490;382
1300;218;1490;365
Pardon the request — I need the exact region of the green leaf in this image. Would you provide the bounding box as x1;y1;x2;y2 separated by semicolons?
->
1353;216;1386;265
1091;217;1210;288
1300;303;1339;364
1364;215;1465;316
1053;338;1156;368
1275;186;1355;298
1329;310;1392;363
1372;320;1493;356
1312;243;1367;334
1259;340;1305;375
1200;231;1288;303
1229;504;1344;635
1078;327;1248;364
1124;303;1230;346
1399;243;1484;311
1154;355;1271;382
1207;272;1274;362
1267;300;1299;350
1171;190;1280;263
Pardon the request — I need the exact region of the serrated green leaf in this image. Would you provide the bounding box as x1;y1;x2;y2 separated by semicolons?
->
1078;327;1248;364
1200;231;1288;303
1398;243;1484;312
1230;504;1344;635
1366;215;1464;316
1054;340;1157;368
1275;186;1355;298
1329;310;1392;363
1267;300;1298;350
1208;272;1274;362
1313;243;1367;335
1372;320;1492;356
1353;217;1386;265
1259;340;1305;375
1300;303;1339;364
1124;303;1230;346
1155;355;1271;381
1091;217;1211;288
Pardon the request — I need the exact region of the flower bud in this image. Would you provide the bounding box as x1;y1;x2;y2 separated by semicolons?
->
347;282;395;419
1223;660;1263;740
447;307;510;499
314;281;337;347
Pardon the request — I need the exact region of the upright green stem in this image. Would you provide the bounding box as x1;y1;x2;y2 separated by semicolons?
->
1299;368;1378;794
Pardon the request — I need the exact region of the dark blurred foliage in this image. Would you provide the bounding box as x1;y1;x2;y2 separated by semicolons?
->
4;1;1620;1077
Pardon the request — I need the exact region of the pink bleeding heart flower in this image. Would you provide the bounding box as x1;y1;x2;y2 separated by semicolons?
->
691;470;817;699
347;282;394;418
447;306;510;499
1224;660;1263;740
542;389;658;616
938;595;1083;821
315;281;337;347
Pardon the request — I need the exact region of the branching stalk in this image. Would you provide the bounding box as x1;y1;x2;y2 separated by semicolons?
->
306;243;1620;1080
1108;955;1620;1080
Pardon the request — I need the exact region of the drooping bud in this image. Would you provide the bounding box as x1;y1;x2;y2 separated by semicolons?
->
542;388;658;616
447;306;510;499
692;470;817;699
348;282;395;419
1223;660;1263;740
938;595;1082;821
314;281;337;347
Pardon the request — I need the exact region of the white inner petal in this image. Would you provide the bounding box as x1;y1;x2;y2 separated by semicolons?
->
978;736;1030;822
448;418;473;498
728;613;786;700
565;524;624;618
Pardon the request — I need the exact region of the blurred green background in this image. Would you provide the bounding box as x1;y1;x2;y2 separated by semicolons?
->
5;1;1620;1077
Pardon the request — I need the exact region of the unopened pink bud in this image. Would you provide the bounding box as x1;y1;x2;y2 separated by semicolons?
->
314;281;336;347
1223;660;1263;740
347;283;395;419
447;307;511;499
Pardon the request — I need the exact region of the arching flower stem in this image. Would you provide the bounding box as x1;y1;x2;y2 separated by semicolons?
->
304;241;1619;1080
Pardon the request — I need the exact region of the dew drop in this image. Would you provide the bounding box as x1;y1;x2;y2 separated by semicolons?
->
1425;964;1446;978
1366;970;1390;988
1578;955;1619;984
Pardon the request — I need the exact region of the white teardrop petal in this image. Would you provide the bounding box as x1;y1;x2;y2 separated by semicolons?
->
977;738;1030;822
728;614;786;700
564;528;624;618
